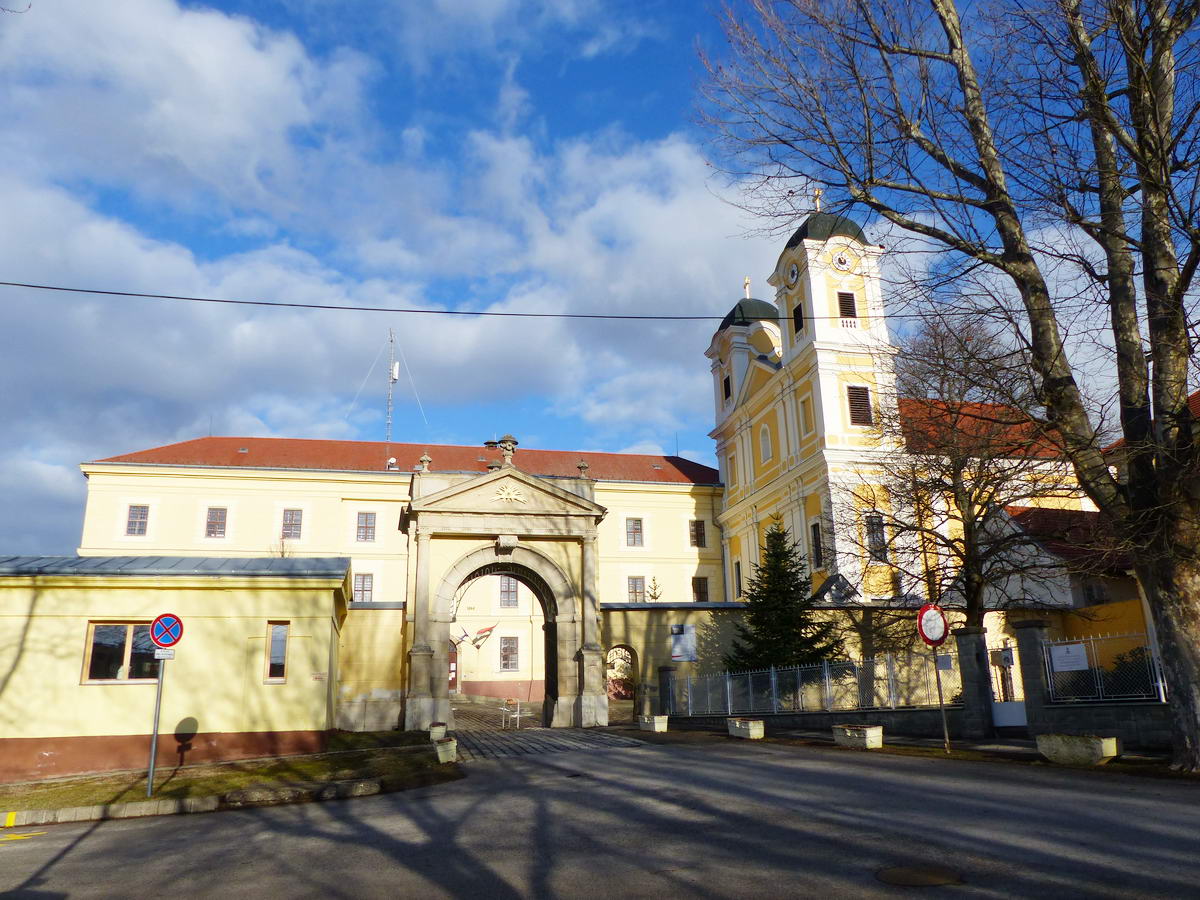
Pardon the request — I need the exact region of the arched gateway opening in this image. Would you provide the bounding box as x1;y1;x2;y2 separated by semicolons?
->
402;466;609;731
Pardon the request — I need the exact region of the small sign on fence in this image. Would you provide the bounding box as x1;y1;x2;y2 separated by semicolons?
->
936;654;955;671
670;624;697;662
1050;643;1089;672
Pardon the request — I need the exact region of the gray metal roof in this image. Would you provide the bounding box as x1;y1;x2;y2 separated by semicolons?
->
0;556;352;578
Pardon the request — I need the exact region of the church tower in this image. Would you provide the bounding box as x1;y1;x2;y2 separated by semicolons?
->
707;212;898;605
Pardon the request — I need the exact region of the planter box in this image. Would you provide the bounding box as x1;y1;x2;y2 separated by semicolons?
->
638;715;668;733
434;737;457;764
726;718;764;740
429;722;447;741
1036;734;1121;766
832;724;883;750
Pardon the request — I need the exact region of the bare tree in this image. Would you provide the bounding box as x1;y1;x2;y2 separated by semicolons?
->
837;315;1080;627
703;0;1200;769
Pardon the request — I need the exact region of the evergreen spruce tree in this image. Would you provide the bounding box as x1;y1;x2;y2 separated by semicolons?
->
723;522;843;671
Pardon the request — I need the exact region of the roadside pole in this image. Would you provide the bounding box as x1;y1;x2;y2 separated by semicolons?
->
917;603;951;754
146;613;183;798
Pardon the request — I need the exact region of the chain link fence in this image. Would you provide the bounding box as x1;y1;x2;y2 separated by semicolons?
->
1043;633;1167;702
667;652;962;717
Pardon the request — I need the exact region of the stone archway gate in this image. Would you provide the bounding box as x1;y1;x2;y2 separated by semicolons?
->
402;462;608;731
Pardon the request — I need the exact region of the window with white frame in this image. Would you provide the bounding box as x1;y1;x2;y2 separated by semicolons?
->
689;519;706;548
125;505;149;536
266;622;288;681
83;622;159;682
281;508;303;540
499;636;519;671
810;521;825;569
627;576;645;603
356;511;376;542
626;517;644;547
865;514;888;562
353;573;374;603
205;506;227;539
499;575;518;608
846;385;873;426
759;423;773;462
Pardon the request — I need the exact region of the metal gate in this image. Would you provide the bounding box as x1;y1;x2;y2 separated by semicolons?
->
987;637;1026;727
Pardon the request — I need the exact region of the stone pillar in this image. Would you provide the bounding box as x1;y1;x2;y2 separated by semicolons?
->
404;530;435;730
952;626;993;739
1012;619;1051;733
577;533;608;727
658;665;678;717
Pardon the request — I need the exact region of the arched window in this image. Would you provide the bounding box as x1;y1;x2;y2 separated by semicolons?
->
759;423;773;462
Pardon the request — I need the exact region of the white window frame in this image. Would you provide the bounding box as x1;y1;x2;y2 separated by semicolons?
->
205;506;228;539
265;621;289;683
759;423;773;462
499;574;519;609
499;635;520;672
356;511;377;542
125;504;150;537
281;508;303;541
627;576;646;603
353;572;374;603
625;517;644;548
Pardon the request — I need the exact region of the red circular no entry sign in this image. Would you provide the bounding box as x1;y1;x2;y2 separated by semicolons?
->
150;613;184;649
916;603;948;647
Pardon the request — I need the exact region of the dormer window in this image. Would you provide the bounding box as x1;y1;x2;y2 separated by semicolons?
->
838;291;858;326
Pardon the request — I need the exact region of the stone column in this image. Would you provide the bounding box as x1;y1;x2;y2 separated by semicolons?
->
952;626;993;739
1012;619;1051;734
577;533;608;727
404;529;435;731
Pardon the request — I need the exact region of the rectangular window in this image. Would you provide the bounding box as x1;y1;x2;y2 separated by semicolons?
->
734;561;743;597
499;575;518;608
499;636;519;671
628;576;645;603
356;511;376;542
847;385;873;426
800;397;814;435
838;291;858;319
125;505;149;536
281;508;303;540
205;506;227;539
692;577;709;603
266;622;288;681
626;517;644;547
689;519;707;548
84;623;159;681
722;375;731;401
353;573;374;603
810;522;824;569
792;303;804;335
866;514;888;562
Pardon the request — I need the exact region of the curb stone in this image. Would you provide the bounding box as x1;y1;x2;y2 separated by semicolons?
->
1;768;461;828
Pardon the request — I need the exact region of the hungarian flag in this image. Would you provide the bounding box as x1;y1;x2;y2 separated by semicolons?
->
471;624;498;648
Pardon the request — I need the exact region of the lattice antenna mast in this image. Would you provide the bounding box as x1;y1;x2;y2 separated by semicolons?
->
385;328;399;443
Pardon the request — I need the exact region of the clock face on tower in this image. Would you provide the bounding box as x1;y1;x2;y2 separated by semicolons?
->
833;252;853;271
787;262;799;285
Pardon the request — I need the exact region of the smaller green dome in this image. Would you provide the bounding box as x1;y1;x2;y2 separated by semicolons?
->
784;212;867;248
718;298;780;332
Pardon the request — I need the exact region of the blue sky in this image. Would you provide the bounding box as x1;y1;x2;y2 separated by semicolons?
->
0;0;789;553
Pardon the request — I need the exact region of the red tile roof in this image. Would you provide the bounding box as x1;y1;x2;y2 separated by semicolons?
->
898;397;1063;458
93;436;721;485
1006;506;1131;572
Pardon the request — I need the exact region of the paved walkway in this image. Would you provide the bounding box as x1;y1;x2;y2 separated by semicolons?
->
450;698;643;761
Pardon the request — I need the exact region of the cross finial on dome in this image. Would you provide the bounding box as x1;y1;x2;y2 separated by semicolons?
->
813;186;823;212
743;276;751;299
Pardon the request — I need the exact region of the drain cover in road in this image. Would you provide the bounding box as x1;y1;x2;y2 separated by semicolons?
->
876;864;962;886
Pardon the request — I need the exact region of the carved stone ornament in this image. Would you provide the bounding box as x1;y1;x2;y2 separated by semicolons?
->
492;484;528;504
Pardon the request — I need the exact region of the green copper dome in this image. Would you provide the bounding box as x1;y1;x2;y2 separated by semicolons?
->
717;298;779;332
784;213;867;248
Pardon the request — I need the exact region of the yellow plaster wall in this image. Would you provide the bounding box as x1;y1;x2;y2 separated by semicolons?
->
595;483;725;605
0;576;344;740
337;606;407;701
602;607;744;679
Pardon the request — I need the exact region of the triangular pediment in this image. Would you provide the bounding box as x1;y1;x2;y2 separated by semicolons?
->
409;466;606;518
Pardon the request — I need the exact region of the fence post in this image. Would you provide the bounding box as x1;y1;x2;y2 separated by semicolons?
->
1012;619;1051;734
725;673;733;715
886;653;899;708
686;675;693;716
1089;635;1104;700
769;666;779;713
952;626;994;739
822;660;832;711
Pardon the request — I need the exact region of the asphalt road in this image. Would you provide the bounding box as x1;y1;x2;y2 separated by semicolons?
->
2;740;1197;898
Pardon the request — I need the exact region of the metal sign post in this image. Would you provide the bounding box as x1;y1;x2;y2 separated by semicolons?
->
917;603;951;754
147;614;183;798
